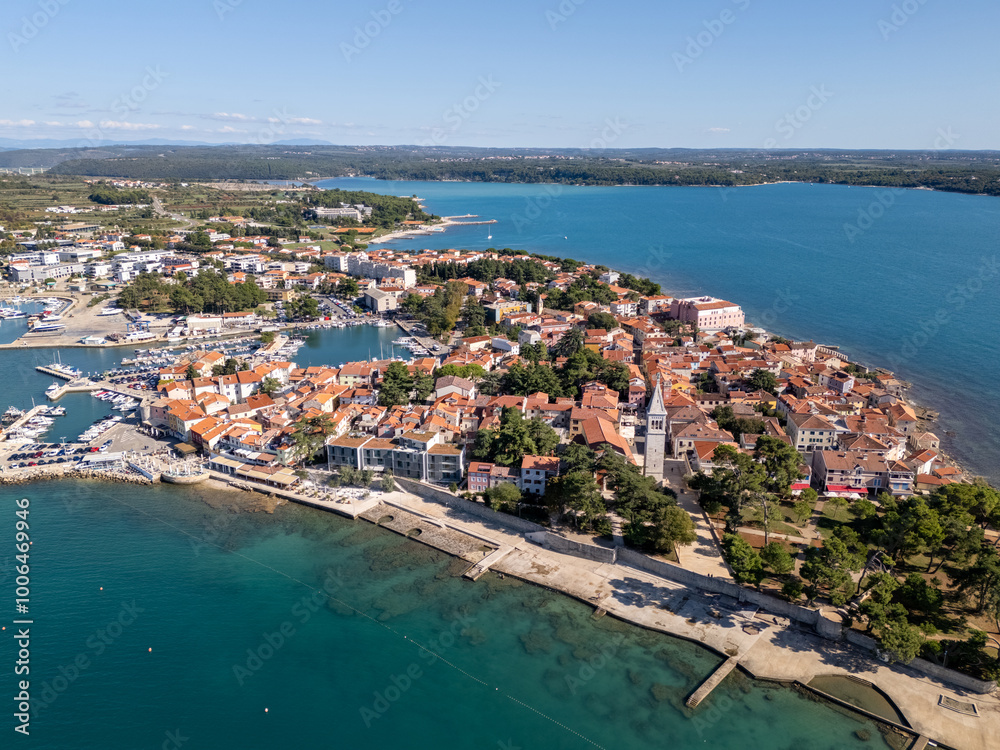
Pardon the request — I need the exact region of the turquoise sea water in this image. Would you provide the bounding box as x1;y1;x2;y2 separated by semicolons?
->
319;177;1000;484
0;482;896;749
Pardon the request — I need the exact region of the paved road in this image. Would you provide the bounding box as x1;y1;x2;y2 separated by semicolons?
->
663;458;733;579
152;196;196;230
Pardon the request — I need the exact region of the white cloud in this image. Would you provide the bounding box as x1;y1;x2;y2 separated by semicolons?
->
98;121;163;131
216;126;245;134
0;119;37;127
74;120;95;128
180;125;195;131
286;117;322;125
708;127;731;133
210;112;253;122
43;121;64;126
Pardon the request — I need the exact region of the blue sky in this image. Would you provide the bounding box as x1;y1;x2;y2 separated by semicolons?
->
1;0;997;149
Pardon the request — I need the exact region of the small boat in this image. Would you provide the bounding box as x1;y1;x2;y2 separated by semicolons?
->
45;382;61;395
2;406;24;424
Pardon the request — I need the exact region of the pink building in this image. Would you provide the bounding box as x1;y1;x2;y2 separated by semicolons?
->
669;296;745;332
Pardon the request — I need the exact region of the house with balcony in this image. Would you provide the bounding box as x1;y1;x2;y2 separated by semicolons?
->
811;450;915;496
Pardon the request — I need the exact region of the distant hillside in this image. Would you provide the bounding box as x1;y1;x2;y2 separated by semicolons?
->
9;143;996;196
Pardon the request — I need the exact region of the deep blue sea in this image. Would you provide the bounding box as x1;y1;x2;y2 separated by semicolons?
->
320;177;1000;484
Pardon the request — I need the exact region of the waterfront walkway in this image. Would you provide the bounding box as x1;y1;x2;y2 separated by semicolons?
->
663;459;732;579
385;485;998;750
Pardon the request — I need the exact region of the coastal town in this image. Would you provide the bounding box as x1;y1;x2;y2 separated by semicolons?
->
2;176;999;750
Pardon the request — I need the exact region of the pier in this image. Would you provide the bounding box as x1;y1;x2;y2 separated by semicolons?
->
0;405;50;442
463;544;514;580
46;381;102;400
35;365;77;381
686;656;739;708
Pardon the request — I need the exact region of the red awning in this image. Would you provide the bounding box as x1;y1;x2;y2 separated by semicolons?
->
826;485;863;493
790;482;811;490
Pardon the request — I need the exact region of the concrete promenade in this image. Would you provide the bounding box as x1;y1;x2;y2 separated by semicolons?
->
384;486;997;750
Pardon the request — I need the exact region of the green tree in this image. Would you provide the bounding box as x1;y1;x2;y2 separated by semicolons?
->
260;330;276;345
290;414;336;464
954;545;1000;614
461;296;487;336
760;542;795;575
478;370;504;396
782;576;805;601
858;572;904;632
258;376;281;397
722;533;764;586
184;364;198;381
587;311;618;330
792;500;814;523
289;295;320;319
337;277;360;299
639;503;697;555
874;615;924;664
553;327;585;358
525;418;559;456
379;361;414;408
560;443;595;474
747;369;779;395
554;471;606;529
754;436;803;495
491;408;537;466
485;482;522;513
412;372;435;402
380;470;396;493
895;572;944;619
598;361;630;396
401;293;423;314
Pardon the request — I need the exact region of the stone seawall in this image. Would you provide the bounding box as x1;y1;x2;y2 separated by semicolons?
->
525;531;617;564
394;478;546;535
0;467;154;486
